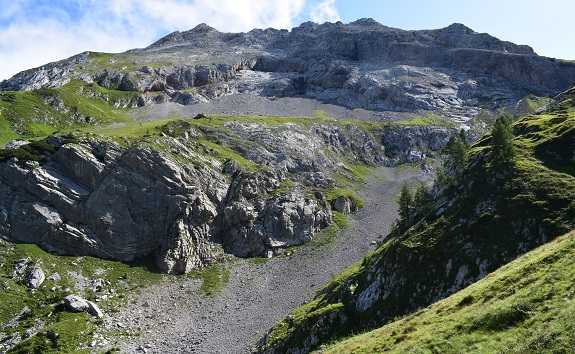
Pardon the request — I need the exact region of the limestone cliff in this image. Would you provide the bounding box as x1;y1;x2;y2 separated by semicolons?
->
3;19;574;126
0;120;452;274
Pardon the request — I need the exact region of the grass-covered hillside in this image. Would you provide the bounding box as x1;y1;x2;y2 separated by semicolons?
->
0;241;230;353
320;229;575;353
256;88;575;353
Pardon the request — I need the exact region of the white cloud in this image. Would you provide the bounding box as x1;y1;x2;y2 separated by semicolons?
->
309;0;340;24
104;0;306;33
0;0;313;81
0;0;29;21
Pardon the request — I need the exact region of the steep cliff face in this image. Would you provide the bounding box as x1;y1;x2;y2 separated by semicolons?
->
3;19;574;125
0;118;453;274
256;89;575;353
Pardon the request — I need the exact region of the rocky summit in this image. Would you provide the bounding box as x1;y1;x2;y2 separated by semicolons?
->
1;18;575;353
3;19;575;125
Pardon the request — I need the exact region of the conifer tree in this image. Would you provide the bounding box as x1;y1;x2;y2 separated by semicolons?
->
414;182;432;211
491;114;516;165
444;129;469;169
398;181;413;224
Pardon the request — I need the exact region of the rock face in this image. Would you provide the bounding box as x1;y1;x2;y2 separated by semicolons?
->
0;120;451;274
3;20;575;123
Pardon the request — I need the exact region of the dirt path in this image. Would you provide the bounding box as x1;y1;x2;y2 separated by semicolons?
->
106;166;432;353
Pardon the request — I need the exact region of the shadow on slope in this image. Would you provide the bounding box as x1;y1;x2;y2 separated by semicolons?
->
255;86;575;353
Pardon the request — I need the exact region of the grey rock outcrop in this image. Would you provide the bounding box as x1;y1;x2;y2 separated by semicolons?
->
333;196;353;214
64;295;103;318
0;118;451;274
3;20;575;124
26;266;45;289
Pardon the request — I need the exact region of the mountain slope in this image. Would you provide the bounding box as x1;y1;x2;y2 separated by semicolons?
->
256;88;575;353
1;19;573;137
320;229;575;353
0;100;458;274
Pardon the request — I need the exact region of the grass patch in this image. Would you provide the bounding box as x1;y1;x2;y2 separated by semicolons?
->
319;231;575;353
186;264;230;297
311;211;349;249
0;241;167;352
0;91;67;138
89;118;176;140
47;80;135;124
393;112;456;127
313;110;332;120
323;188;364;210
0;111;20;146
0;139;57;163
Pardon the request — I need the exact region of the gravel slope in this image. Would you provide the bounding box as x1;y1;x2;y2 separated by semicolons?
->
105;166;432;353
129;94;410;123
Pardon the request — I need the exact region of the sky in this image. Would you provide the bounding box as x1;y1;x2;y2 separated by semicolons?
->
1;0;574;81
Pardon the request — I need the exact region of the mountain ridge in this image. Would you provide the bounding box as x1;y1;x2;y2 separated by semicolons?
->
2;19;572;128
1;18;575;353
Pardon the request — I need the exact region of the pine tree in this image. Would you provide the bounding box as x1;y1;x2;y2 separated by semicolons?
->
414;182;432;211
444;129;469;169
398;181;413;224
491;114;516;165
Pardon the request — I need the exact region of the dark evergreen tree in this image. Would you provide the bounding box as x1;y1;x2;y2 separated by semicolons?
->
458;128;469;147
398;181;413;224
414;182;432;212
491;114;516;165
444;130;469;169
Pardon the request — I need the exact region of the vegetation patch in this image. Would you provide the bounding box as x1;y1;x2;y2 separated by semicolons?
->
0;139;58;163
186;264;230;297
393;112;456;127
0;241;168;352
323;188;364;210
319;231;575;353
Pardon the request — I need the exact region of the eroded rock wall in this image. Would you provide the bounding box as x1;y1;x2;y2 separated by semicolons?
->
0;122;451;273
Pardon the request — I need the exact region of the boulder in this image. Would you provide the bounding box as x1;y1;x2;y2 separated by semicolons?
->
333;196;352;214
64;295;90;312
64;295;104;317
26;267;45;289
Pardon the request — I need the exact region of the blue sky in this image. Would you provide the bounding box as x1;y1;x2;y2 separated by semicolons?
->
1;0;574;81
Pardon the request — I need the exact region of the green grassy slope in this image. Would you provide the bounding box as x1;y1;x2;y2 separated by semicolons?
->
0;78;143;146
0;241;230;353
257;89;575;353
320;229;575;353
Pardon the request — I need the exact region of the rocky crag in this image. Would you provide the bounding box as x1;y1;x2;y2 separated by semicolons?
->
3;19;575;126
0;118;450;274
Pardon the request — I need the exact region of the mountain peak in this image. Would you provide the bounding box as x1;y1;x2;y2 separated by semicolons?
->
189;23;219;34
444;22;475;34
349;18;384;27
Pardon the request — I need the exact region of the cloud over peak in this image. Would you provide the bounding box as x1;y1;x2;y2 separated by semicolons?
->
0;0;339;81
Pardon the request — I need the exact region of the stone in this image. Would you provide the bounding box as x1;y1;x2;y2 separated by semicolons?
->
26;267;45;289
64;295;104;317
333;196;352;214
47;272;61;282
86;300;104;318
64;295;90;312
